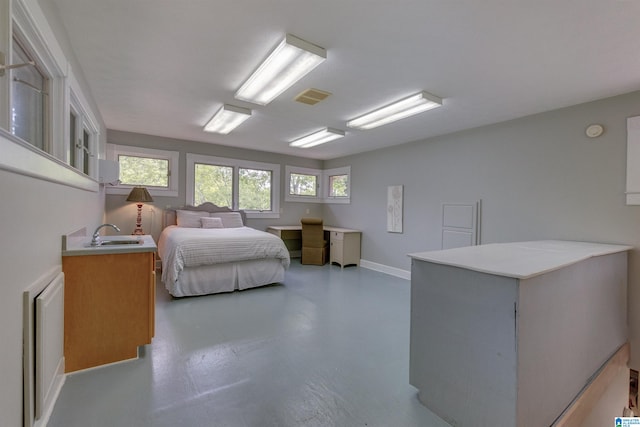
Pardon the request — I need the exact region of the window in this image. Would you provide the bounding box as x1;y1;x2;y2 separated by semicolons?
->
120;155;169;187
323;166;350;203
290;172;317;197
10;35;49;152
68;89;98;177
194;163;232;206
106;144;179;197
329;174;348;198
187;153;280;219
239;167;272;211
0;0;100;192
285;165;350;204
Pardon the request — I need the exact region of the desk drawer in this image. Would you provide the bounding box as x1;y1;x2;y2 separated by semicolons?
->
331;231;344;241
281;230;301;240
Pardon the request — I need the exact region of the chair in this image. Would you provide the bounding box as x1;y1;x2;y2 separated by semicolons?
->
300;217;328;265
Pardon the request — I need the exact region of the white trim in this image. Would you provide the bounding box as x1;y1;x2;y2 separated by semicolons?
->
0;128;98;191
106;144;179;197
17;0;66;71
360;259;411;280
186;153;280;218
285;164;351;204
323;165;351;204
284;165;321;202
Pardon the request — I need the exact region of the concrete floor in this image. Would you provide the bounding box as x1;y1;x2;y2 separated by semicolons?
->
48;262;450;427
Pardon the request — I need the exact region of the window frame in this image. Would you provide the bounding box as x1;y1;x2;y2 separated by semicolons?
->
285;165;351;204
0;0;99;192
284;165;321;202
323;166;351;203
68;80;99;178
106;144;179;197
187;153;280;219
11;0;66;160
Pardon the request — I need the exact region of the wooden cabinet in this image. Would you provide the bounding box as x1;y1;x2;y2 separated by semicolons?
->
329;230;361;268
62;247;156;372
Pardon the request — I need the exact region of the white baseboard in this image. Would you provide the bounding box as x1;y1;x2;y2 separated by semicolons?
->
360;259;411;280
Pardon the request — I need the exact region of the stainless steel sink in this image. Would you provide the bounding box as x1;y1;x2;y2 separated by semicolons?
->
99;240;143;246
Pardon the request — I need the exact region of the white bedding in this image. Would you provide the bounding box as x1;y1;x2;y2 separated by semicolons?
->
158;226;290;296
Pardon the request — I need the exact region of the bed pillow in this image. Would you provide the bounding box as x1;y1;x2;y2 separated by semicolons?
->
201;217;224;229
176;210;204;228
210;212;244;228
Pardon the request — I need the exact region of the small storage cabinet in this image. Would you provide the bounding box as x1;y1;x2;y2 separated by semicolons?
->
62;235;156;372
329;229;361;268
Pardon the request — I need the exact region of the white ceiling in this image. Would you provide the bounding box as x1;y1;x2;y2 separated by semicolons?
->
50;0;640;160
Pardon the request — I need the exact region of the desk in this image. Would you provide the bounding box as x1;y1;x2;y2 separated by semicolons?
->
267;225;361;268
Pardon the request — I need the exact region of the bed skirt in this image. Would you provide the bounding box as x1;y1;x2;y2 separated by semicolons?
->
165;258;285;297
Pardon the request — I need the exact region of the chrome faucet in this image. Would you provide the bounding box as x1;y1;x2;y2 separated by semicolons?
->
90;223;121;246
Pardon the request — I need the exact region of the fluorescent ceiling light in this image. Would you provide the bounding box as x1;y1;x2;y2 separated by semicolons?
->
289;128;345;148
203;104;252;134
347;91;442;130
235;34;327;106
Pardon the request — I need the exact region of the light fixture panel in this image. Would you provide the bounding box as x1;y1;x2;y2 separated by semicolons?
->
235;34;327;106
289;127;345;148
347;91;442;130
203;104;252;134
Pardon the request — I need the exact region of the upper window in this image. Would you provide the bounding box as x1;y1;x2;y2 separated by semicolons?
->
0;0;101;191
106;144;179;196
10;35;49;152
68;88;98;177
290;172;317;197
285;165;350;204
187;153;280;219
329;173;348;198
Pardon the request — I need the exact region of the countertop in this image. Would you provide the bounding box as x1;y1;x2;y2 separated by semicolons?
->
62;233;157;256
408;240;632;279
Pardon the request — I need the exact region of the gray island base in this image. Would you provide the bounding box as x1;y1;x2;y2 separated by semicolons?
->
408;240;631;427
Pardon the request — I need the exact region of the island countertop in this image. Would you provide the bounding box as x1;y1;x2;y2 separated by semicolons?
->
408;240;632;279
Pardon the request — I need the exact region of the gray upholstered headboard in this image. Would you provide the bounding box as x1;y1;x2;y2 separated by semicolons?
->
163;202;247;228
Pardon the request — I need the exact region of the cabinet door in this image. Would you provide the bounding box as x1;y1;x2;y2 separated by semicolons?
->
331;239;344;264
63;251;154;372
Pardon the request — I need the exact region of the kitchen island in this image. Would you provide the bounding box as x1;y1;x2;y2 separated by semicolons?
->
408;240;631;427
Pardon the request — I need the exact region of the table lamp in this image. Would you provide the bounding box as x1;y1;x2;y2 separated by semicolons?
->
126;187;154;235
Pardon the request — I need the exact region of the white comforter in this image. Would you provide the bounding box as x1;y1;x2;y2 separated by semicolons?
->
158;226;290;286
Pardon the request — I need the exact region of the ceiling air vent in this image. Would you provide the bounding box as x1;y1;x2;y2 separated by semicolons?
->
295;88;331;105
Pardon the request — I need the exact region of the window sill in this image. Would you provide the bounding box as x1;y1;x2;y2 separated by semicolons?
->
105;186;179;198
246;212;280;219
0;129;98;192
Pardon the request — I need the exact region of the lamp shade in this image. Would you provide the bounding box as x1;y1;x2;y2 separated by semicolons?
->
126;187;154;203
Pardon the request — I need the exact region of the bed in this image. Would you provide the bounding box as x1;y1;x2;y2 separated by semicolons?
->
158;203;290;297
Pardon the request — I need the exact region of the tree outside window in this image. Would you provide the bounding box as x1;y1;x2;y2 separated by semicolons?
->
240;168;272;210
119;155;169;187
194;163;233;206
329;174;348;197
290;173;317;196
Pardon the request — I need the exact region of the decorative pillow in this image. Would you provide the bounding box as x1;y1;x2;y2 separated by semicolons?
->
210;212;244;228
176;210;204;228
201;217;224;229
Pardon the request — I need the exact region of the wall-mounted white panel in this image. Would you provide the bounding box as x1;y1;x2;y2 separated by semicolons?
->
626;116;640;205
442;229;474;249
441;201;480;249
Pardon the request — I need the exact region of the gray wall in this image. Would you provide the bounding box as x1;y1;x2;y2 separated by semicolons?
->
324;90;640;368
105;130;324;242
0;2;107;425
